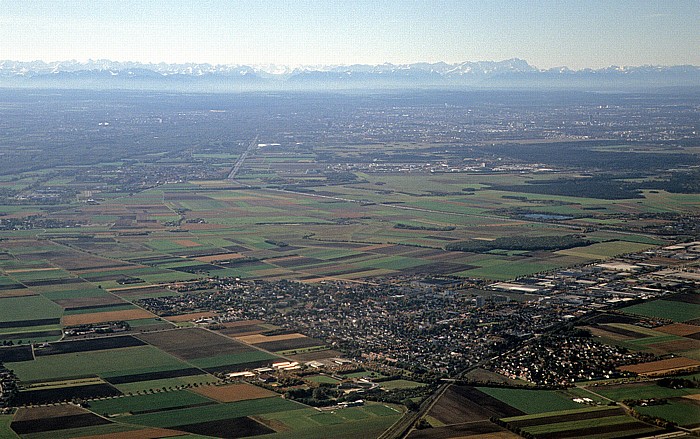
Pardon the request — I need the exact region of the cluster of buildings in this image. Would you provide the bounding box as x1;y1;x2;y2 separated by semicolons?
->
0;366;17;408
133;239;700;387
491;335;656;386
140;279;592;378
485;242;700;314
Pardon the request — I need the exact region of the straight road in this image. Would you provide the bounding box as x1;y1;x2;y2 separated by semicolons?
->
227;135;259;180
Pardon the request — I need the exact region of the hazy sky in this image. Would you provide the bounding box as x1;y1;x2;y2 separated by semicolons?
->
1;0;698;68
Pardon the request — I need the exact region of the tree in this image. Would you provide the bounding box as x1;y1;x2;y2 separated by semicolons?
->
403;398;419;411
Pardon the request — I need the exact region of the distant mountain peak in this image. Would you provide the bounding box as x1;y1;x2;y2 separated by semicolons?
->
0;59;697;91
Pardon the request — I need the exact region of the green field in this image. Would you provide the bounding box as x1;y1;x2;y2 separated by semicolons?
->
7;346;190;382
0;415;18;439
258;403;403;439
0;295;63;322
621;300;700;322
521;415;640;436
113;374;217;394
124;397;305;427
306;375;341;384
476;387;583;414
378;379;425;390
590;383;700;401
501;405;618;423
87;390;213;415
635;399;700;427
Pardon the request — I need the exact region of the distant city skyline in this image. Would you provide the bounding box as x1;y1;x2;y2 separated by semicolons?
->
1;0;698;69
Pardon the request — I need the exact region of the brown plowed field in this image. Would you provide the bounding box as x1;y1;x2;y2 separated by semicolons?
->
656;323;700;336
619;357;700;375
53;296;126;309
173;240;201;247
428;385;524;426
137;328;253;359
586;326;637;341
192;383;277;402
165;311;218;322
194;253;244;263
63;309;156;326
288;349;343;362
14;404;86;421
649;338;700;355
237;333;307;344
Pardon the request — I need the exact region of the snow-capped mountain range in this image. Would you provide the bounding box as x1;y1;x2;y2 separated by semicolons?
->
0;59;698;91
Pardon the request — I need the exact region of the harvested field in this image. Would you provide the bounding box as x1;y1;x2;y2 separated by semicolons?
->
34;336;146;356
191;383;277;402
0;289;37;298
63;309;156;326
237;332;307;344
203;359;278;374
666;292;700;305
173;240;201;247
109;286;173;299
428;385;525;425
649;338;700;355
219;324;270;337
194;253;244;263
137;328;254;359
619;357;700;376
408;421;514;439
0;317;60;328
21;277;86;287
11;412;111;434
255;337;325;352
173;416;275;438
55;296;129;310
593;324;648;339
587;326;638;341
288;349;343;362
165;311;218;322
13;383;122;405
0;345;33;362
13;404;87;421
656;323;700;337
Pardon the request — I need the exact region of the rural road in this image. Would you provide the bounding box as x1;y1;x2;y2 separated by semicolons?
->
227;135;259;180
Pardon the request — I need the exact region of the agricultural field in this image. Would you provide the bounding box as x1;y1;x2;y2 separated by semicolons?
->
635;397;700;428
586;382;700;401
474;387;584;414
620;300;700;323
0;88;699;439
257;403;404;439
498;406;663;439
